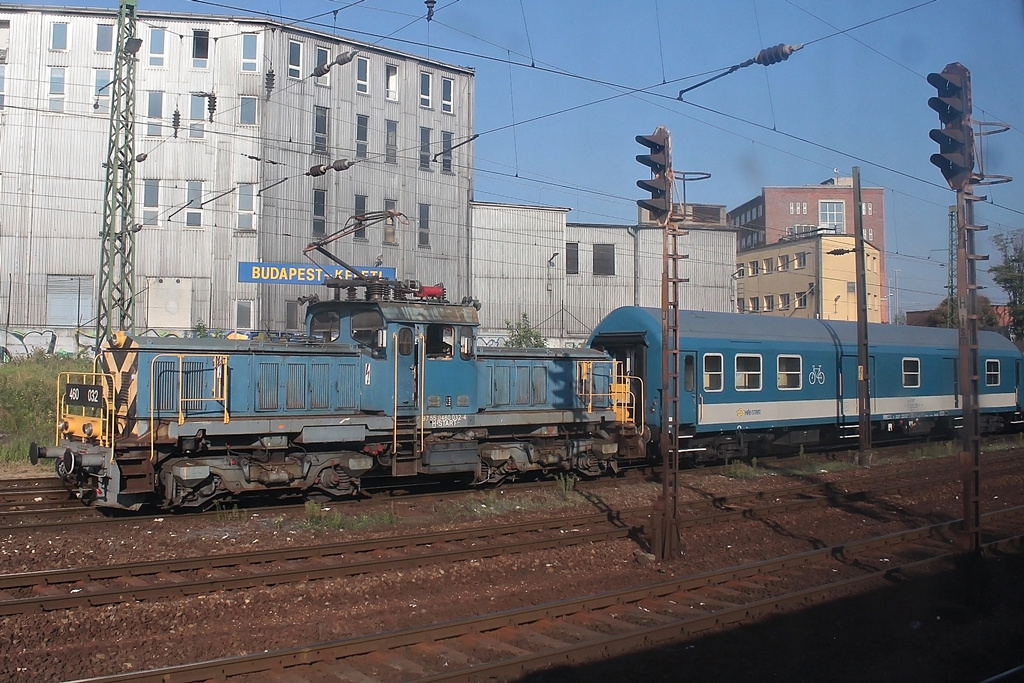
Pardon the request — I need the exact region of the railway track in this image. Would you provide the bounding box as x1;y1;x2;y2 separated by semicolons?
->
61;506;1024;683
5;456;1022;616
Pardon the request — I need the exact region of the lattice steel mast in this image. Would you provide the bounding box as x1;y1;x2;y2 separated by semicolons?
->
95;0;140;350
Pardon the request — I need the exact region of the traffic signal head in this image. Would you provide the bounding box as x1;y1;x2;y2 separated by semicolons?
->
927;63;973;191
636;127;673;223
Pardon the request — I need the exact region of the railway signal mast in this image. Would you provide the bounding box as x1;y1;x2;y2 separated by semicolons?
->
95;0;142;350
637;127;682;560
927;62;1011;554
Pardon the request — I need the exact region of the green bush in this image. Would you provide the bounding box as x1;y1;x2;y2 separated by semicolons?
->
0;353;92;463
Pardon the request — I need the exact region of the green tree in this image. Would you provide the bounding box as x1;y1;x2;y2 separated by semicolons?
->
504;313;547;348
991;231;1024;340
924;295;998;329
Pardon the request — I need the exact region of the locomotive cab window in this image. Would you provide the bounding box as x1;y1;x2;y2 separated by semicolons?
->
735;354;762;391
398;327;414;356
351;309;386;354
459;326;475;360
310;310;340;342
778;355;802;390
986;359;1000;386
902;358;920;388
703;354;723;392
426;324;454;359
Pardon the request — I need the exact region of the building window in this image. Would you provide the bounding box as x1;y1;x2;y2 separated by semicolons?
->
185;181;203;227
355;114;368;158
748;260;759;276
49;68;65;112
441;76;454;113
778;355;801;390
780;293;791;310
385;119;398;163
737;299;746;313
192;29;209;68
902;358;920;388
797;291;808;309
441;131;453;173
420;71;432;108
763;258;775;274
0;66;5;110
96;24;113;52
314;106;329;153
239;96;257;125
237;183;255;231
735;263;745;278
779;254;790;271
566;242;580;275
986;359;1000;386
354;194;367;239
314;46;330;85
142;179;159;226
356;56;369;93
288;40;302;79
313;189;326;236
796;252;807;269
146;91;163;136
385;64;398;100
418;203;430;247
51;23;68;50
286;301;299;330
735;354;762;391
149;27;165;66
46;275;93;327
593;244;615;276
241;33;257;72
189;94;205;137
703;354;723;391
419;127;432;170
750;297;760;312
236;300;253;330
94;69;111;114
789;202;794;215
820;200;844;233
765;295;774;311
383;199;397;243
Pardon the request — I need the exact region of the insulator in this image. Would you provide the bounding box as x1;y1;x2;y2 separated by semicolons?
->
172;109;181;138
264;69;276;100
311;63;330;78
331;158;354;172
753;43;799;66
308;164;328;177
207;93;217;122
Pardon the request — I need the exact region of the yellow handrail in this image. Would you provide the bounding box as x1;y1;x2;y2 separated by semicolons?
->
55;372;116;463
149;353;230;462
575;360;644;434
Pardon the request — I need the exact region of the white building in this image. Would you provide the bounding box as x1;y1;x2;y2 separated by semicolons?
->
0;5;474;339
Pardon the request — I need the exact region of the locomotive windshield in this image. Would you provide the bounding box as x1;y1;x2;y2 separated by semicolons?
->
309;310;340;342
351;309;385;349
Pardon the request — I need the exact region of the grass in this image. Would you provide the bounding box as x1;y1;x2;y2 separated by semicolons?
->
722;457;765;479
301;499;402;531
433;484;583;522
0;353;92;464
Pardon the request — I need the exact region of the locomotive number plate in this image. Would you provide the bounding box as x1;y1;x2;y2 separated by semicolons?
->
65;384;104;408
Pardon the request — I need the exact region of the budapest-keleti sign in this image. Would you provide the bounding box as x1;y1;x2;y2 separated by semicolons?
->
238;262;397;285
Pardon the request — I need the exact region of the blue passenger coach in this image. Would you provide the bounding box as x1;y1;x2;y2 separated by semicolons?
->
590;307;1022;464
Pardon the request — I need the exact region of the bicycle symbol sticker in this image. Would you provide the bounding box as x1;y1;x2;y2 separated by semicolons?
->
808;365;826;385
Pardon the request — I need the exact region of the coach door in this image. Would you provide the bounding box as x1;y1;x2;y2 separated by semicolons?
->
839;353;876;430
679;352;698;428
394;326;418;413
421;323;477;416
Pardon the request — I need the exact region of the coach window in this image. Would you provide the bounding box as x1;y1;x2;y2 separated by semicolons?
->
310;310;340;342
703;354;723;391
778;355;801;390
426;324;454;359
902;358;920;388
736;355;762;391
986;359;1000;386
351;309;385;354
398;327;414;356
459;326;475;360
683;355;695;392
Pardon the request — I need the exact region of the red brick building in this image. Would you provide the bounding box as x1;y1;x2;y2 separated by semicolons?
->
728;176;888;321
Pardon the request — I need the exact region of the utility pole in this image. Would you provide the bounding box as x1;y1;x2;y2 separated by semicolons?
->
851;167;872;462
95;0;142;350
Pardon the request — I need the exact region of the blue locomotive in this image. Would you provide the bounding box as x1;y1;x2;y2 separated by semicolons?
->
590;307;1023;465
32;278;645;511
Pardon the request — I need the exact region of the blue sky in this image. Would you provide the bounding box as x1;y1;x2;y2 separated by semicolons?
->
28;0;1024;315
